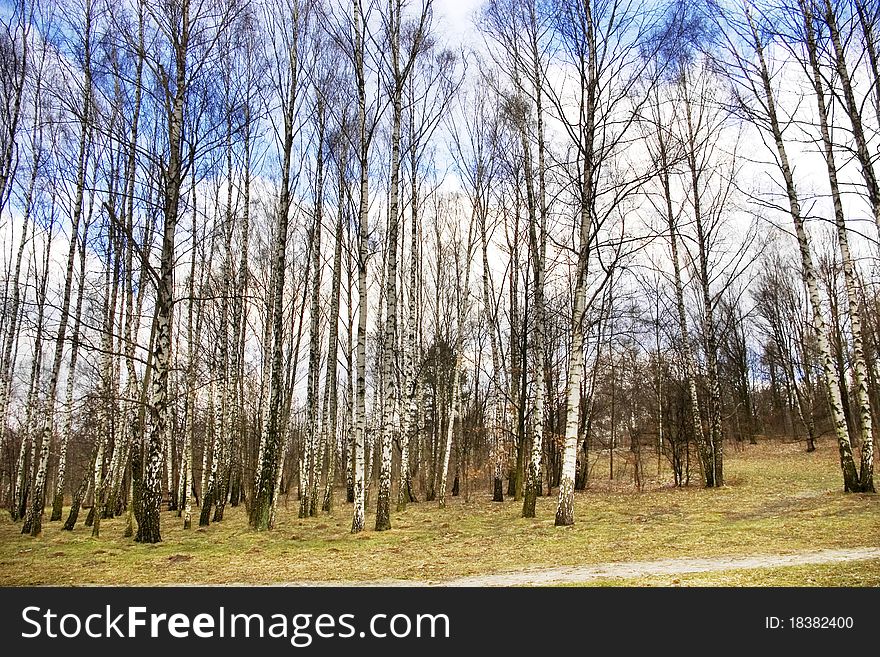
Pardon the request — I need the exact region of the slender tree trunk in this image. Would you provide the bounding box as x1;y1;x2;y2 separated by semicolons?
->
377;38;402;533
251;11;300;530
682;83;723;487
655;108;714;487
303;103;325;519
321;148;345;513
554;228;589;526
479;195;504;503
351;0;368;534
180;190;200;528
346;231;356;505
4;63;47;519
438;354;461;508
823;0;880;239
62;454;91;531
398;167;420;510
747;10;860;492
522;109;545;518
212;106;238;523
0;171;35;478
0;0;27;219
51;218;89;521
91;220;122;538
556;15;596;524
229;136;250;508
13;241;50;522
137;0;191;543
854;0;880;120
200;367;222;527
801;0;874;492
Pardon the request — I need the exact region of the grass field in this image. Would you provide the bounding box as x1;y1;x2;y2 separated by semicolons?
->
585;559;880;587
0;437;877;586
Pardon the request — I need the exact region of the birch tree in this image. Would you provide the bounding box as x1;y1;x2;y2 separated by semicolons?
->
375;0;432;532
643;79;715;486
437;197;477;508
251;0;308;530
791;0;874;491
398;38;458;510
714;1;861;491
482;0;552;517
549;0;655;525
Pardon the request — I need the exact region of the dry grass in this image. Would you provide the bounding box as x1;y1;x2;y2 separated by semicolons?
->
584;559;880;587
0;438;877;585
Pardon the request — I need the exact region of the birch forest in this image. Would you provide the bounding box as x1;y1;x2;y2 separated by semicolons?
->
0;0;878;558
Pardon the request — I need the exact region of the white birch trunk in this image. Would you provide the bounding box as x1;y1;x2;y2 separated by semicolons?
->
746;10;861;491
801;0;874;492
437;353;461;508
351;0;368;534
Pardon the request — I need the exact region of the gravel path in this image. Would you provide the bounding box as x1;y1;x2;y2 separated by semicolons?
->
262;546;880;587
440;547;880;586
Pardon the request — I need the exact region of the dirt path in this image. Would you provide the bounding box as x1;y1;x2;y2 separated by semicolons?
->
439;547;880;586
262;547;880;587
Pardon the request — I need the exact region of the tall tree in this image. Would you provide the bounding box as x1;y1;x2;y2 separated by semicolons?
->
251;0;307;531
375;0;432;532
716;2;861;491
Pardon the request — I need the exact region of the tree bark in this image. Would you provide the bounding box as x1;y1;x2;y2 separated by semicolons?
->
351;0;368;534
746;9;860;492
801;0;874;492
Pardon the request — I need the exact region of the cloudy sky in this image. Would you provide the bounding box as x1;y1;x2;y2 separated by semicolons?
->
434;0;485;47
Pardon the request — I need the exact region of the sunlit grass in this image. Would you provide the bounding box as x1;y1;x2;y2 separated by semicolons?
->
0;437;876;585
584;560;880;587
